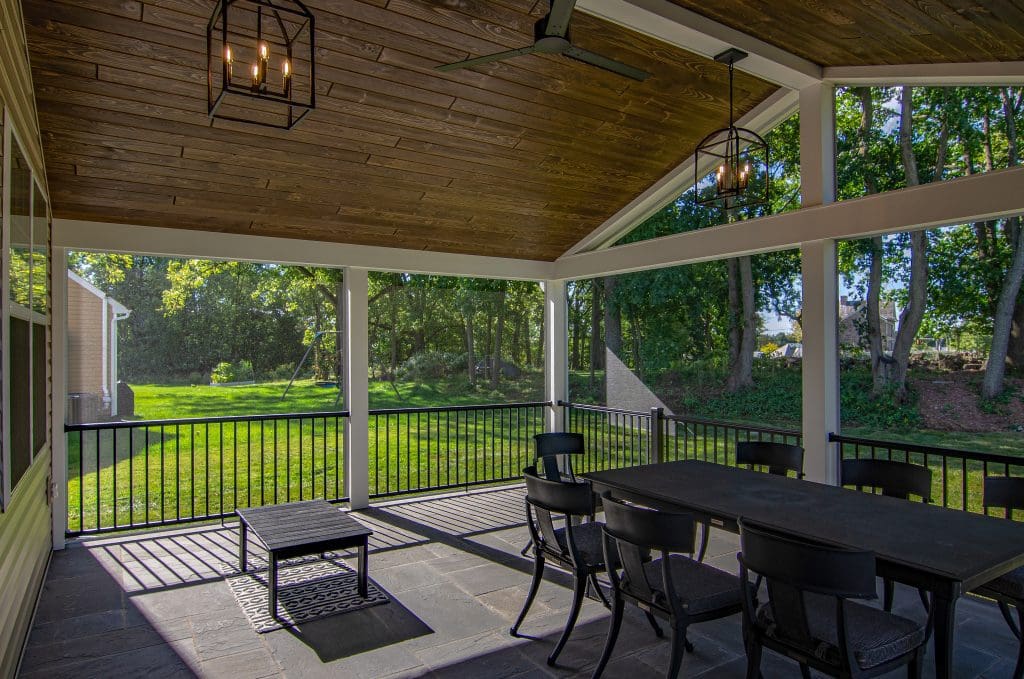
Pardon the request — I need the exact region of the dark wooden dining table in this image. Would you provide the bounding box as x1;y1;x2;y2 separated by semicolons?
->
584;459;1024;679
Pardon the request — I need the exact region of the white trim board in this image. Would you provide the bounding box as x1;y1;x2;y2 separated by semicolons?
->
577;0;821;89
52;220;555;281
554;165;1024;280
824;62;1024;86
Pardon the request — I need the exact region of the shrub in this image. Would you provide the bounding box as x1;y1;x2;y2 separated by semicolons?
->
210;359;255;384
399;351;463;381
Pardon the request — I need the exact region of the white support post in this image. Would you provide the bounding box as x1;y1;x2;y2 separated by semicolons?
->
799;83;840;485
343;267;369;510
543;280;568;432
51;247;67;549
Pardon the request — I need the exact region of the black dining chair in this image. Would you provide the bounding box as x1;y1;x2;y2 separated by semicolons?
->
972;476;1024;679
736;441;805;478
511;465;611;666
521;432;589;556
840;458;933;613
738;519;928;679
592;495;742;679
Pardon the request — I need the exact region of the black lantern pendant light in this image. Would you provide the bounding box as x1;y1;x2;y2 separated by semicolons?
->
207;0;316;129
694;48;769;210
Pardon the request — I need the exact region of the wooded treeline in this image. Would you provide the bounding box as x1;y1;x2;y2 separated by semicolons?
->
569;85;1023;406
70;85;1022;412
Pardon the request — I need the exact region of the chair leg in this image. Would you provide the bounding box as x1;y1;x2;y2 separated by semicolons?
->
908;648;923;679
799;663;812;679
510;553;545;637
1001;601;1023;641
548;573;587;666
591;598;624;679
917;588;930;612
520;538;534;557
645;611;664;638
883;577;895;612
589;571;611;608
666;625;688;679
744;639;763;679
1013;605;1024;679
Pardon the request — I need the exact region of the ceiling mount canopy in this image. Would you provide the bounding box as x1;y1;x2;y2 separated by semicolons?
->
207;0;316;130
435;0;650;82
694;48;769;211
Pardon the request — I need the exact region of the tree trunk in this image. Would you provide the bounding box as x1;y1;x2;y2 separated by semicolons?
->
855;88;888;393
727;256;756;391
464;316;476;385
886;86;930;402
982;88;1022;396
603;276;622;357
589;279;602;386
491;288;506;390
866;237;888;394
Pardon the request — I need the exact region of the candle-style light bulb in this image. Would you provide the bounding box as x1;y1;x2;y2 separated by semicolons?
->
251;62;260;91
282;59;292;96
259;42;269;65
224;45;233;81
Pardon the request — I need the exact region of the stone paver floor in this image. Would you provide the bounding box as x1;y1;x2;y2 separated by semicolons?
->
19;486;1020;678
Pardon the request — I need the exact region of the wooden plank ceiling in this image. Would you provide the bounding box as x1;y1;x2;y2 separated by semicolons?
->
22;0;778;261
669;0;1024;66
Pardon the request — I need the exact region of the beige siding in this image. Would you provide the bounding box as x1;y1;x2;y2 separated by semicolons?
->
66;279;104;396
0;449;51;678
0;2;52;678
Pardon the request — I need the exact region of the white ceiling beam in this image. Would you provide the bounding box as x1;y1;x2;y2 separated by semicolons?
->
52;220;555;281
554;165;1024;280
563;86;798;256
577;0;822;89
824;61;1024;86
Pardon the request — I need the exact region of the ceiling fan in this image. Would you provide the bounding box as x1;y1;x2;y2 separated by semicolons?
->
435;0;650;82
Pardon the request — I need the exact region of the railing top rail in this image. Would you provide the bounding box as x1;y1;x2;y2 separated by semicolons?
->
663;412;801;437
558;400;651;418
369;401;551;416
65;409;351;432
830;432;1024;468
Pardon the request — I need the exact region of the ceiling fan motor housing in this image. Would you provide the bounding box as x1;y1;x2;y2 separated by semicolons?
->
534;15;571;51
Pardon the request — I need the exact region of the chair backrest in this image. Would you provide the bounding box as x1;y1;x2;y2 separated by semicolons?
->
601;494;696;609
738;519;876;668
984;476;1024;518
523;465;594;556
736;441;805;478
840;458;932;502
534;432;585;481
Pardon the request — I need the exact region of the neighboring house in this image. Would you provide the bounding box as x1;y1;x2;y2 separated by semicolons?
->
838;295;897;352
770;343;803;359
66;270;131;422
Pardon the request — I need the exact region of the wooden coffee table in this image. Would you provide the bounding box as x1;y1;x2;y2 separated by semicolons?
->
237;500;373;618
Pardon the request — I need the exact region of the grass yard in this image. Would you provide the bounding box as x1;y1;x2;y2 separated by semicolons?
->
67;376;1023;533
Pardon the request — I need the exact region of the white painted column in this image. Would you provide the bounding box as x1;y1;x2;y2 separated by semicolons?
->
342;267;369;509
799;83;840;484
543;280;568;432
51;247;68;548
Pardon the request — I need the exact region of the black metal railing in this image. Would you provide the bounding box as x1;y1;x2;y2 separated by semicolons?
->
831;433;1024;516
560;402;801;470
66;411;348;535
368;401;549;498
561;401;657;471
662;413;802;465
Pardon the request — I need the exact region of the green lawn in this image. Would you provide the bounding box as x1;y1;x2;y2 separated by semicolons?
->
68;377;1024;533
68;378;548;532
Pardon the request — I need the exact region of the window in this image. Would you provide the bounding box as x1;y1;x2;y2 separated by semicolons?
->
3;127;50;504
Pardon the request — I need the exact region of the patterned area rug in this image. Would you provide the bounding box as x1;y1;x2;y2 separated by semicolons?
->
223;554;389;633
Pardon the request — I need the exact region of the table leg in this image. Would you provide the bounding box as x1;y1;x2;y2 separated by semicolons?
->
239;522;247;572
932;588;959;679
268;554;278;619
358;542;368;598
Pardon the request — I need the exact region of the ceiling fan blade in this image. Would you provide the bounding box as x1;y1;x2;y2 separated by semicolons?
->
545;0;577;36
435;46;538;72
563;46;650;81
